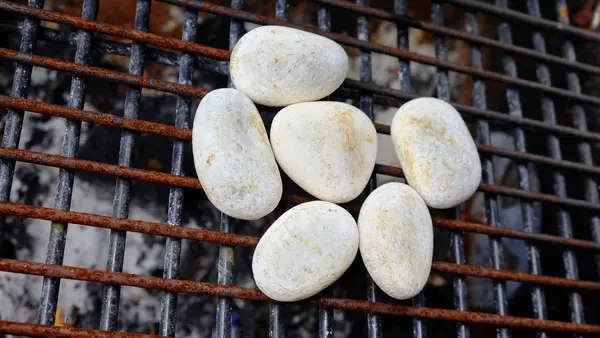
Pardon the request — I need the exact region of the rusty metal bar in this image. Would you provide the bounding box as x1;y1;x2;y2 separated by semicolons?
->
155;0;600;106
3;0;600;107
342;79;600;143
3;201;600;289
4;95;600;179
0;48;209;98
311;0;600;77
441;0;600;44
1;196;599;254
3;146;600;213
0;320;162;338
0;20;228;75
1;259;600;334
3;46;600;146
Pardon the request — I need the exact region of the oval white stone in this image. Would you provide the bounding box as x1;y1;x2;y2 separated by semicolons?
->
230;25;348;107
252;201;359;302
358;182;433;300
270;101;377;203
391;97;481;208
192;88;282;220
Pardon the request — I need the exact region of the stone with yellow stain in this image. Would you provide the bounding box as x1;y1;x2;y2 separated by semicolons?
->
252;201;358;302
358;182;433;300
391;97;481;209
230;25;348;107
270;101;377;203
192;88;282;220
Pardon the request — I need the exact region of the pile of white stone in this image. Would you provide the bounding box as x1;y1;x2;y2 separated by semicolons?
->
192;25;481;303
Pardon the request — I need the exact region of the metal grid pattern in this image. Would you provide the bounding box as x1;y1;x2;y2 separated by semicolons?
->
0;0;599;337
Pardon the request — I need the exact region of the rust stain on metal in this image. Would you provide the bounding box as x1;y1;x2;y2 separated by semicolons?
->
1;201;599;289
1;95;599;180
0;147;202;190
0;48;208;99
3;0;600;106
0;95;192;141
1;147;600;213
0;0;231;60
0;202;260;248
0;259;599;334
0;320;159;337
431;217;600;252
431;261;600;290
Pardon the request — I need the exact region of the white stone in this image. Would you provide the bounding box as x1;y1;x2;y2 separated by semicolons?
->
270;101;377;203
391;97;481;209
192;88;282;220
230;25;348;107
358;182;433;300
252;201;359;301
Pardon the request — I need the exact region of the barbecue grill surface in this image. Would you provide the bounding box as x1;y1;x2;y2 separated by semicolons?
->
1;0;600;337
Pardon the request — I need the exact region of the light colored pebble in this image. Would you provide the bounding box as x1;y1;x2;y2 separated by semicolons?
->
270;101;377;203
192;88;282;220
252;201;359;302
230;25;348;107
358;182;433;300
391;97;481;209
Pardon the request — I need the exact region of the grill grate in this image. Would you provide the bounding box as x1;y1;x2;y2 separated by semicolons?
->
1;0;600;337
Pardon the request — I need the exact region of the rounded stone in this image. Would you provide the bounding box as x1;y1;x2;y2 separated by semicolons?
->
192;88;282;220
252;201;359;302
358;182;433;300
230;25;348;107
391;97;481;209
270;101;377;203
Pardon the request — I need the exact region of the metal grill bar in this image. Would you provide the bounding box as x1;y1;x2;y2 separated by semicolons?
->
441;0;600;44
3;258;600;334
4;145;600;213
268;3;285;336
555;0;600;285
4;48;600;144
214;1;243;336
356;1;381;337
0;0;44;249
311;0;600;77
4;94;600;179
99;0;150;331
0;0;599;336
465;10;511;338
0;320;161;338
158;5;199;337
494;1;549;336
526;0;586;332
4;201;600;257
3;201;600;290
4;0;600;107
431;3;469;338
0;20;228;75
37;0;97;326
394;0;427;336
